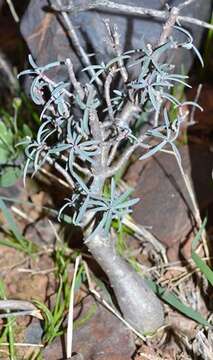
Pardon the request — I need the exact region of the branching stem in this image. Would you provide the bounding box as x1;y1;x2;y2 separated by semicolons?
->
55;0;102;86
52;0;213;30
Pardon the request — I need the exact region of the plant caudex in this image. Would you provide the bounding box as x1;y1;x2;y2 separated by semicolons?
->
18;25;203;334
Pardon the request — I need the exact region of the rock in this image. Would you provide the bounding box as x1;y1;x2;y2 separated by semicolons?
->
43;295;135;360
23;217;60;246
0;178;23;199
187;84;213;134
130;145;213;261
20;0;212;85
25;319;43;344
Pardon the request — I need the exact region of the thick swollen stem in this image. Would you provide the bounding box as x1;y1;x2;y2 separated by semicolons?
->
87;234;164;334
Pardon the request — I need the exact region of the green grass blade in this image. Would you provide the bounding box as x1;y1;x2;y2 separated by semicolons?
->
0;198;23;242
146;279;211;327
0;280;16;359
0;238;28;252
7;317;16;360
191;217;213;287
192;252;213;287
74;264;85;292
0;279;6;299
0;198;38;255
192;217;207;250
53;275;63;319
33;300;53;328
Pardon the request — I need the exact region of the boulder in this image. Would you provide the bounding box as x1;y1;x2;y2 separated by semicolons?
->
130;145;213;261
20;0;212;83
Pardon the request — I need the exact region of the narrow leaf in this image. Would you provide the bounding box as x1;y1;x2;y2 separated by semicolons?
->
146;279;211;327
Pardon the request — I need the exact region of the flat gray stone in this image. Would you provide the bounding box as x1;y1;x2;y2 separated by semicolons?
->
20;0;212;85
43;295;135;360
131;145;213;260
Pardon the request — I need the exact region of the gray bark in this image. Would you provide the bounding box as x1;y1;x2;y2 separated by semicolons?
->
88;234;164;334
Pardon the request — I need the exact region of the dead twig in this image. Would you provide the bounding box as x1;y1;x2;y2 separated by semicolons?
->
104;67;117;122
6;0;19;22
122;215;167;263
66;255;81;359
46;155;75;188
55;0;102;87
159;6;179;46
0;342;43;348
188;84;203;126
65;58;85;100
177;0;197;10
52;0;213;30
0;300;42;319
104;20;128;82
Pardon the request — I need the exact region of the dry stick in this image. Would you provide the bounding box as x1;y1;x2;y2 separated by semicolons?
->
167;268;199;290
106;103;146;169
11;206;34;223
107;134;149;177
73;161;92;177
152;7;179;127
65;58;84;100
177;0;197;10
107;144;138;177
107;141;120;166
53;0;213;30
6;0;19;22
104;20;128;83
88;108;109;171
159;7;179;46
0;310;40;319
60;154;92;177
46;155;74;188
48;219;63;244
55;0;102;87
83;260;147;341
176;157;208;256
17;267;56;275
0;300;42;319
103;21;129;136
117;102;140;129
104;68;116;122
41;72;72;98
189;84;203;126
184;173;209;259
66;255;81;359
113;24;128;83
0;343;43;348
123;216;167;263
0;300;36;311
160;265;197;286
102;20;116;117
39;167;71;188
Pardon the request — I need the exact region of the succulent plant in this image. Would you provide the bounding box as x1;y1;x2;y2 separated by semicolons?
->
18;21;203;333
